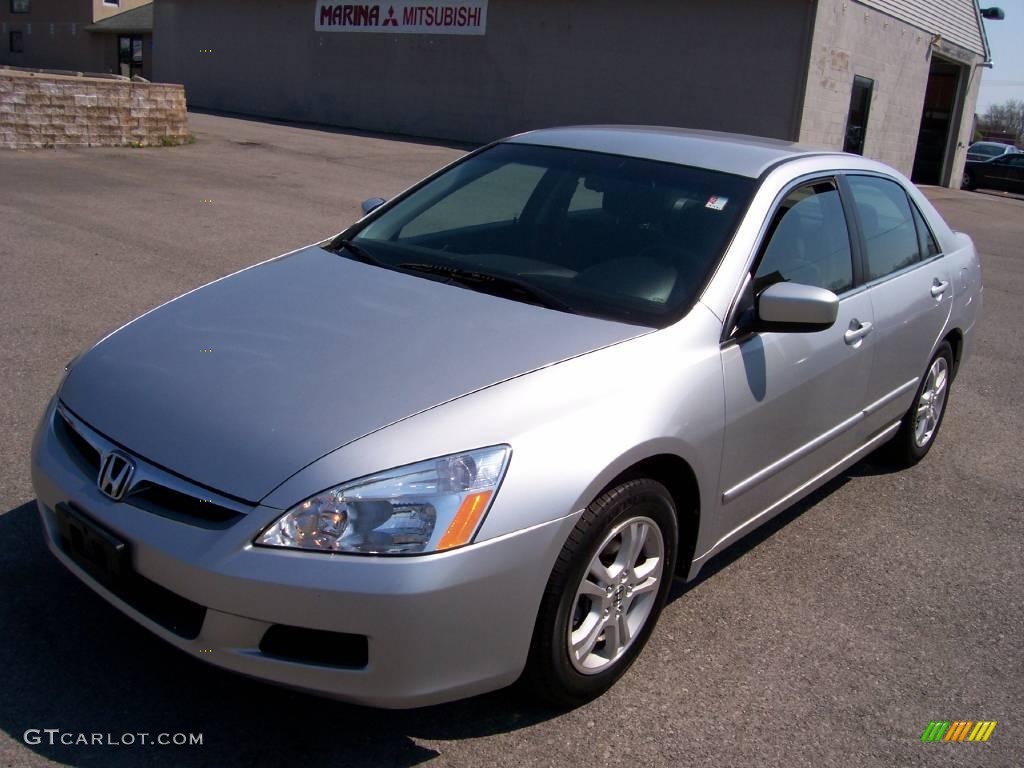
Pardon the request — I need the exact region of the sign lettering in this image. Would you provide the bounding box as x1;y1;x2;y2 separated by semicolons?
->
315;1;488;35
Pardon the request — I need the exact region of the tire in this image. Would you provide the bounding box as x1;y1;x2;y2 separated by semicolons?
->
521;479;678;708
884;341;954;467
962;171;976;191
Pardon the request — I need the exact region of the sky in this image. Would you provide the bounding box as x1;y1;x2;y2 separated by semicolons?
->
977;0;1024;111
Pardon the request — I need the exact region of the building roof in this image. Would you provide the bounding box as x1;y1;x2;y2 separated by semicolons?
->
86;3;153;34
507;126;843;179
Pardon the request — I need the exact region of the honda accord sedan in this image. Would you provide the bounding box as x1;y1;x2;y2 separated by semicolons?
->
31;127;982;708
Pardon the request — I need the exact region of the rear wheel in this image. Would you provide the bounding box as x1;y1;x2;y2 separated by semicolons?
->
885;341;953;466
522;479;678;707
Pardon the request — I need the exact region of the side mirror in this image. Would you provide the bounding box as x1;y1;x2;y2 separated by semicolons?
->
361;197;387;216
756;282;839;332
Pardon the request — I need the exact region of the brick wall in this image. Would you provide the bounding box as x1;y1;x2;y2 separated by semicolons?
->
799;0;933;177
799;0;983;187
0;69;189;149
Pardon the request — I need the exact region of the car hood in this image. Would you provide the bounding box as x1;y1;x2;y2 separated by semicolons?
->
60;246;646;503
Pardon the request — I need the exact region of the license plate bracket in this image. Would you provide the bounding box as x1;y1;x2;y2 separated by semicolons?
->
54;502;129;590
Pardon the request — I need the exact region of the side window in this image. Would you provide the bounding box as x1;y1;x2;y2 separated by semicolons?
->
847;176;921;281
911;203;940;259
399;162;546;239
754;180;854;295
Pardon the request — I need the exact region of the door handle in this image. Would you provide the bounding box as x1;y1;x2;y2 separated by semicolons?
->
844;320;873;346
930;279;949;298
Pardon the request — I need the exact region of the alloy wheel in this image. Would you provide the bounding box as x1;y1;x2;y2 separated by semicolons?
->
914;356;949;448
567;516;665;675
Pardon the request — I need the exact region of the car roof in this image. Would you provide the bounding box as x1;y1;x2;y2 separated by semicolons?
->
505;125;848;179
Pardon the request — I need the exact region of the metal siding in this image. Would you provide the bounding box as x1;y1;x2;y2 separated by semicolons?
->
854;0;985;55
153;0;814;144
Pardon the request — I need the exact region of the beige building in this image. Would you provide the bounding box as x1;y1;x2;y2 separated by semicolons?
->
1;0;153;79
799;0;991;186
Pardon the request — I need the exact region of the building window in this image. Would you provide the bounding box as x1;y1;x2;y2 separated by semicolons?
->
843;75;874;155
9;30;24;52
103;0;120;5
10;0;30;13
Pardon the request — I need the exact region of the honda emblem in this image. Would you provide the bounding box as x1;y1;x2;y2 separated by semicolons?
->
97;451;135;501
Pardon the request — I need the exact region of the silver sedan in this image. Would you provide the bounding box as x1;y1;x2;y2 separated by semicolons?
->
31;126;982;707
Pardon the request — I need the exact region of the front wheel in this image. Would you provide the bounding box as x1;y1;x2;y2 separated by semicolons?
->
522;479;678;707
884;341;953;466
962;171;976;190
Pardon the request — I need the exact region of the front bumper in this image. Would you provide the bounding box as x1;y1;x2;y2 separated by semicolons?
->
31;399;577;708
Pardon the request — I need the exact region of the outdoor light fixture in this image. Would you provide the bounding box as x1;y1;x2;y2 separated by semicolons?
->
980;7;1005;20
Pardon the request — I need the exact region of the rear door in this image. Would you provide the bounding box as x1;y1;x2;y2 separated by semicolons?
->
718;178;874;542
843;174;952;432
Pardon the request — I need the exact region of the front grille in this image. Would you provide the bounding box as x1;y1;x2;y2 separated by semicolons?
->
54;403;249;529
259;625;369;669
128;482;243;529
55;409;101;478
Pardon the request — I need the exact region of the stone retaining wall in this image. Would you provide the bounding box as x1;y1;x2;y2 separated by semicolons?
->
0;69;189;149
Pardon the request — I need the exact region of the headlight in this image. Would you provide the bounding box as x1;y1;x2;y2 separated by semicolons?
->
255;446;510;555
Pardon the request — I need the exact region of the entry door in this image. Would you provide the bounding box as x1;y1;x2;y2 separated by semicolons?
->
718;179;874;542
911;57;964;186
844;175;953;431
118;35;143;78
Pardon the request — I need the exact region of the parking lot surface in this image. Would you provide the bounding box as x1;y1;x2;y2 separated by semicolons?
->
1;112;1021;767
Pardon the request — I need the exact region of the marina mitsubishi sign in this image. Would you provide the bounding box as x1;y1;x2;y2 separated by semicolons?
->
315;1;488;35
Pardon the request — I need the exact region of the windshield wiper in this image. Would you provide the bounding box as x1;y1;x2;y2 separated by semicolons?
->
328;238;389;268
397;263;575;314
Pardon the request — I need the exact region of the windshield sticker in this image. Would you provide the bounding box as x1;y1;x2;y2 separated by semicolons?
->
705;196;728;211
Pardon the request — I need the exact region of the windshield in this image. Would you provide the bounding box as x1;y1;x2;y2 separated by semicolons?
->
342;142;755;327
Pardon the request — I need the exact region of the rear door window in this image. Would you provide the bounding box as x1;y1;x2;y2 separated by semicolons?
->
910;204;940;259
846;176;921;281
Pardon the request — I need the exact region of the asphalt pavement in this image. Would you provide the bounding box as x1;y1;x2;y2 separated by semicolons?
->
0;112;1021;768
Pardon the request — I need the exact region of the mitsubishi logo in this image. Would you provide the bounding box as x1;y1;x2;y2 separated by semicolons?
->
97;451;135;501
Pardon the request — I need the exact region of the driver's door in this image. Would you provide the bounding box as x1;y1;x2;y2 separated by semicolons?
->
717;178;875;544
